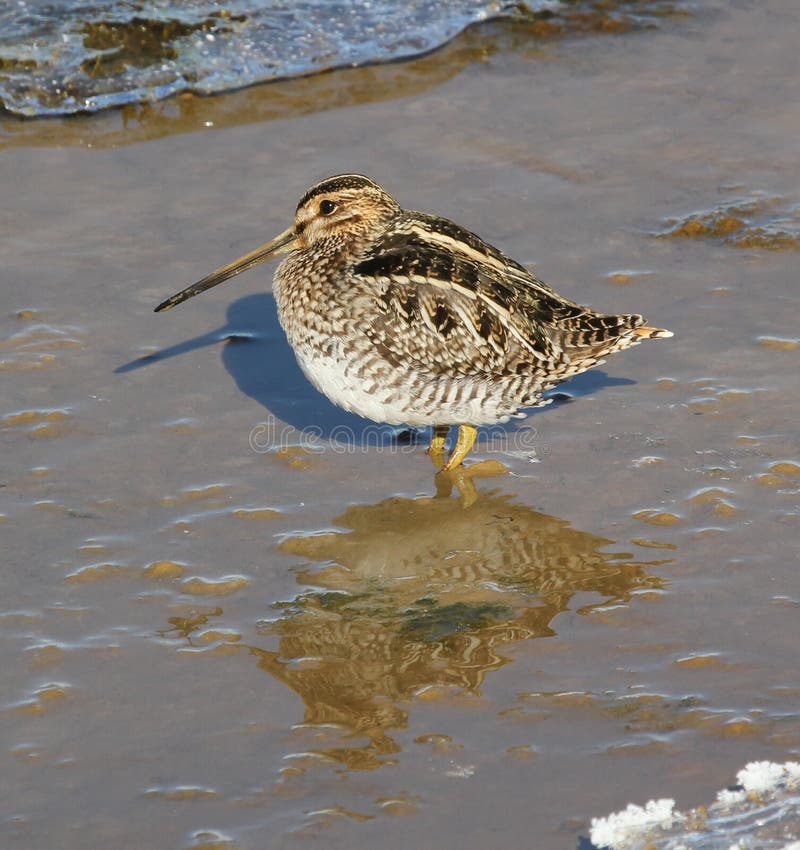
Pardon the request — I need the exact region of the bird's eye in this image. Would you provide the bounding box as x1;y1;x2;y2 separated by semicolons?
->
319;199;337;216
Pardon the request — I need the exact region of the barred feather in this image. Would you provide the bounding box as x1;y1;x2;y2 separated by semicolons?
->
158;173;672;442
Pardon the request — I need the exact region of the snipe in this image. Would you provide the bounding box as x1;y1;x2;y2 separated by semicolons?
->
156;174;672;470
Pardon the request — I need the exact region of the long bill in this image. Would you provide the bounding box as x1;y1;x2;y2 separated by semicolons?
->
154;225;298;312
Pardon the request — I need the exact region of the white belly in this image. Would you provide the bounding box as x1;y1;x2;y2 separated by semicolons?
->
293;348;413;424
292;347;519;427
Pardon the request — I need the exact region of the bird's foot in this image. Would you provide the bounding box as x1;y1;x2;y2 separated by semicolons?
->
440;424;478;472
427;425;451;470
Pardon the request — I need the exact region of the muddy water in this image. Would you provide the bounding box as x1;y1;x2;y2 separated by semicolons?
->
2;2;799;849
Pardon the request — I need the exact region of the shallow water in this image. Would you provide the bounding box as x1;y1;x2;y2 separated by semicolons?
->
1;0;678;116
2;1;800;848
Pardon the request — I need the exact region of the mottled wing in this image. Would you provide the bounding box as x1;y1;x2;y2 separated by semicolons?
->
353;213;626;380
403;214;649;352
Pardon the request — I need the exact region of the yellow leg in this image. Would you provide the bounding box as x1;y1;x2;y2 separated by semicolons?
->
441;424;478;472
427;425;450;469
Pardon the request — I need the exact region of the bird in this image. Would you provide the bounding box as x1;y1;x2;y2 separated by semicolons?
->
155;174;672;471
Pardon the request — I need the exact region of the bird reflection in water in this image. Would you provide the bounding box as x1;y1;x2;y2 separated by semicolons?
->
162;481;670;771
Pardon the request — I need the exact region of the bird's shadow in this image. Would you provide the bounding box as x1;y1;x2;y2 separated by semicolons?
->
116;293;634;442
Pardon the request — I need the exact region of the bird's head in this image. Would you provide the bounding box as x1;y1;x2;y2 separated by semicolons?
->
155;174;400;313
293;174;401;250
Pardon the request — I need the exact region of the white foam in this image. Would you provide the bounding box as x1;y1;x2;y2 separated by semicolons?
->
590;798;679;850
736;761;800;796
590;761;800;850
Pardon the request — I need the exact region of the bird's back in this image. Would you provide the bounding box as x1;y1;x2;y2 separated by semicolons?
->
351;211;669;399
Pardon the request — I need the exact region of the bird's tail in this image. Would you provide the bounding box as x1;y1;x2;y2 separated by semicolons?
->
583;313;672;356
631;325;674;340
553;312;673;360
577;314;673;359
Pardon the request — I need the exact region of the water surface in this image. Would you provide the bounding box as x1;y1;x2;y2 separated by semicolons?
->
2;2;799;848
1;0;679;116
